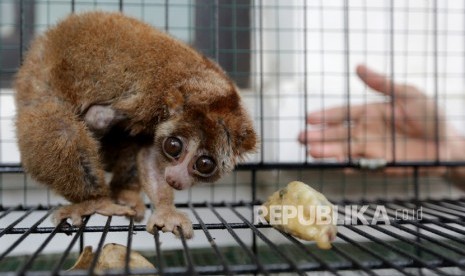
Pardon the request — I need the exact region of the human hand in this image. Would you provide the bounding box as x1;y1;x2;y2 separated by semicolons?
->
298;65;465;178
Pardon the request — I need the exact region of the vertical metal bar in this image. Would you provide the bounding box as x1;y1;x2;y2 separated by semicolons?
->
88;216;112;274
164;0;169;31
0;206;37;238
178;226;197;275
125;217;134;275
232;0;238;83
188;203;231;275
336;205;448;275
258;0;264;163
341;0;353;198
275;2;281;168
412;166;422;263
389;0;396;163
251;169;257;204
23;172;27;207
409;205;465;225
119;0;123;12
245;203;342;274
422;201;465;220
330;244;378;276
422;200;463;216
233;171;237;202
227;203;306;275
336;232;413;276
413;168;420;201
364;203;465;256
0;208;55;261
371;224;465;269
51;216;91;275
19;0;24;64
433;0;440;163
391;201;465;235
16;219;68;274
213;0;219;62
274;230;342;275
362;0;368;168
395;221;465;255
79;231;84;254
369;201;465;268
211;0;218;201
207;202;269;275
0;175;2;206
303;0;308;164
71;0;75;13
153;229;165;275
344;225;447;275
402;1;410;190
319;0;325;165
343;0;351;164
437;198;465;212
251;169;257;259
0;205;20;220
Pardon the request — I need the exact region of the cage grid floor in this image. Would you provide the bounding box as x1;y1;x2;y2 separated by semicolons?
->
0;199;464;275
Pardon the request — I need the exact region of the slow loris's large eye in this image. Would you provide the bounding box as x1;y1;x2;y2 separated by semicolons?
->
194;156;217;176
163;137;183;159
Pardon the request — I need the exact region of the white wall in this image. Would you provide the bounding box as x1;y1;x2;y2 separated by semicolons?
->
249;0;465;163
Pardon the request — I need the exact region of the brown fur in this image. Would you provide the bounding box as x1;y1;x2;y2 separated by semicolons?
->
14;12;257;236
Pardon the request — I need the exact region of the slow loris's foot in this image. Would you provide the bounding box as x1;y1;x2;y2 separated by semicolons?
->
52;198;136;226
146;208;194;239
112;189;146;222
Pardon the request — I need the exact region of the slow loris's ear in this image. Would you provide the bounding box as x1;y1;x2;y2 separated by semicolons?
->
165;88;185;116
232;113;258;159
238;124;257;155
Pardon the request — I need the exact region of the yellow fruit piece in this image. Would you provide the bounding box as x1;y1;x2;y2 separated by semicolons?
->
262;181;337;249
69;243;155;272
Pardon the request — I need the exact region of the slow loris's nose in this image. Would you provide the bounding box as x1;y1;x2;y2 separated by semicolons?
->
165;174;184;190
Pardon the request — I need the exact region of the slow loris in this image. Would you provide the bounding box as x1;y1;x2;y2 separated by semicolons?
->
14;12;257;238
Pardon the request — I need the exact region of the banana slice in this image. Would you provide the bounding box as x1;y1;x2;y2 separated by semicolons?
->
261;181;337;249
69;243;155;272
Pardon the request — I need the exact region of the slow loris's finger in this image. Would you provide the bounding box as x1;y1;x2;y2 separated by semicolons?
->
71;214;84;226
307;105;367;125
299;125;349;143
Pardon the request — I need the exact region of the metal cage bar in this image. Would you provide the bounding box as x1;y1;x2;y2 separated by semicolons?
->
0;199;463;274
1;1;465;275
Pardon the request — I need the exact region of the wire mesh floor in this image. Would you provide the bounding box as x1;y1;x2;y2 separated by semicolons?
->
0;199;465;275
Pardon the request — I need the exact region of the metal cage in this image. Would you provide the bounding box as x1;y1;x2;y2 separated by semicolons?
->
1;0;465;275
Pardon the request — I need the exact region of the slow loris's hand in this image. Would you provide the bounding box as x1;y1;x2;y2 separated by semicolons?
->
146;207;193;239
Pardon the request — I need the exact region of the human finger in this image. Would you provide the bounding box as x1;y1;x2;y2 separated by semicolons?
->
309;140;365;160
309;143;345;160
307;105;368;125
298;125;349;144
356;64;422;98
343;167;411;177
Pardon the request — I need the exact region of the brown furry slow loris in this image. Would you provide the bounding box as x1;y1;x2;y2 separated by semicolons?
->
14;12;257;238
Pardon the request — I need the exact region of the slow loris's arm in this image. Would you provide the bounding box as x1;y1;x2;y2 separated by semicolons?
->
137;146;194;238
